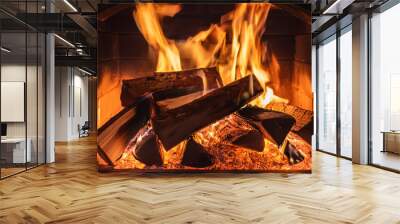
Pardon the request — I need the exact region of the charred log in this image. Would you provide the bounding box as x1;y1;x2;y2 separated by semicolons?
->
266;103;313;132
152;75;263;150
232;130;265;152
128;125;163;167
97;95;154;165
156;91;209;110
121;67;222;107
294;120;313;144
97;146;114;166
181;138;214;168
194;114;265;152
284;142;305;165
237;106;295;146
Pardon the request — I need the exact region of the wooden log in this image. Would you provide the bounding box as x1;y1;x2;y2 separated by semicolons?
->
237;106;295;146
152;74;263;150
120;67;222;107
97;95;154;166
294;120;313;144
126;124;163;167
266;102;313;132
284;142;305;165
194;114;265;152
181;138;214;168
232;130;265;152
156;91;210;111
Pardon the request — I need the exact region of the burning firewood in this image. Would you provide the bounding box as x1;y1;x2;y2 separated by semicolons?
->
97;95;154;166
266;102;313;144
237;106;295;146
284;141;305;165
194;114;265;152
266;102;313;132
126;124;163;167
294;121;313;144
232;130;265;152
152;74;263;150
181;138;214;168
121;67;223;107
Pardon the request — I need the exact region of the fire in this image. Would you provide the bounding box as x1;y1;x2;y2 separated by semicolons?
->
114;131;311;171
223;3;272;85
133;4;182;72
179;24;226;70
133;3;287;106
251;87;289;108
112;3;310;171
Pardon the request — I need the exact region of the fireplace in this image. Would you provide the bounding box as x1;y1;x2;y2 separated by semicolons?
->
97;3;312;172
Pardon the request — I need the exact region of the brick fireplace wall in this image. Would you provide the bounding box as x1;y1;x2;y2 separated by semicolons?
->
97;4;312;127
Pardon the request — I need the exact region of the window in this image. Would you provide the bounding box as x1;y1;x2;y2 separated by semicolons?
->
317;36;337;154
370;3;400;171
0;1;47;179
339;28;352;158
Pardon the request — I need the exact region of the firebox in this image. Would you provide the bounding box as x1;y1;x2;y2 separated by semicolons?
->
97;3;313;172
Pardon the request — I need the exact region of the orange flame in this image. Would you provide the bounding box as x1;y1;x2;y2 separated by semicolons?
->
133;4;182;72
133;3;287;106
179;24;226;69
112;3;311;171
228;3;271;84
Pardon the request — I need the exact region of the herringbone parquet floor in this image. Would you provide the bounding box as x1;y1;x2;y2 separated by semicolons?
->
1;136;400;224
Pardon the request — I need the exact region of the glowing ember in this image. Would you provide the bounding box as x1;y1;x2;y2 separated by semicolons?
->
112;3;311;171
115;131;311;171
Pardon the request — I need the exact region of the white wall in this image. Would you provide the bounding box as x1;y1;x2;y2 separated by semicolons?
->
46;32;56;163
352;14;369;164
1;64;40;138
54;67;89;141
1;65;26;139
1;63;45;163
55;66;70;141
72;73;89;138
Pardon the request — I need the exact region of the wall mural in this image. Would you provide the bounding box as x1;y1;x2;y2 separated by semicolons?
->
97;3;313;172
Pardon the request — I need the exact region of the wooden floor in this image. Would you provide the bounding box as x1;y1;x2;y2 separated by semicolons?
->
372;150;400;171
1;136;400;224
1;167;26;178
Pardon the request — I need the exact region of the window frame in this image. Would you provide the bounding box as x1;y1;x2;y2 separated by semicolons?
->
315;24;353;161
367;0;400;173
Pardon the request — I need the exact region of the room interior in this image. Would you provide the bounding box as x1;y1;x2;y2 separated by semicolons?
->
1;30;46;177
0;0;400;223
